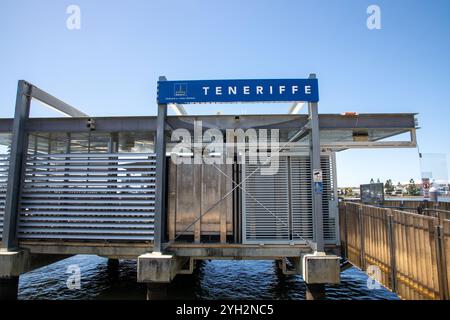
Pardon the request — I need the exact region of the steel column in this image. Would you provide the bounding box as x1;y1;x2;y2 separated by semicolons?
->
435;223;449;300
153;76;168;252
1;81;31;249
308;74;324;252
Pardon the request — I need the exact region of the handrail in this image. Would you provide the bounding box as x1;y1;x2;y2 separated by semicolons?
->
339;201;449;300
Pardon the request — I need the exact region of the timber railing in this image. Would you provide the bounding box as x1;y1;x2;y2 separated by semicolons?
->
339;201;450;300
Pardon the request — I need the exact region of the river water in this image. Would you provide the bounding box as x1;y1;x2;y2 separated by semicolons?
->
17;255;399;300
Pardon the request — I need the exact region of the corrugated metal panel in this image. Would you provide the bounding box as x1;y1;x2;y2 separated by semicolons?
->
0;154;9;239
242;153;337;244
18;153;156;241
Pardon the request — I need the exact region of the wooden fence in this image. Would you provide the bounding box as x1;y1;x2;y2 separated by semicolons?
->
339;201;450;300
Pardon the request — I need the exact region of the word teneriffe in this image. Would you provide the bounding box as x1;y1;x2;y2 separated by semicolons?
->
157;78;319;104
201;83;312;96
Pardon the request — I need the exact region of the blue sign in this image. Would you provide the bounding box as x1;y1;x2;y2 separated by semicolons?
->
157;78;319;104
314;182;323;194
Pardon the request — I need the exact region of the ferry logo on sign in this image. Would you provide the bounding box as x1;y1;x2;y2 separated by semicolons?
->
174;83;187;97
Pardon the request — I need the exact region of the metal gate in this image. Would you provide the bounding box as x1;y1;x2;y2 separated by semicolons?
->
242;153;338;244
18;152;156;241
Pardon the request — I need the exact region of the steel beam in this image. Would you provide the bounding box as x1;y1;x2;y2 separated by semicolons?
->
168;103;188;115
0;114;417;133
308;74;324;252
17;240;340;258
26;117;157;132
19;241;152;258
30;85;88;117
288;102;306;114
153;76;168;253
2;81;32;249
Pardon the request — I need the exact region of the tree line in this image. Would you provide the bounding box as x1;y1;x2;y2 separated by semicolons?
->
340;178;420;197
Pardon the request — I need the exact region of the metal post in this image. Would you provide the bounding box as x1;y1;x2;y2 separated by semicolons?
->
386;210;397;292
153;76;168;253
1;81;31;250
359;205;366;270
342;202;348;259
308;73;324;252
435;223;449;299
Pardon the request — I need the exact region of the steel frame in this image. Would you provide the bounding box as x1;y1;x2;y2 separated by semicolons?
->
1;80;87;249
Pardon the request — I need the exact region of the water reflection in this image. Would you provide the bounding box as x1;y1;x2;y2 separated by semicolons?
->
18;255;399;300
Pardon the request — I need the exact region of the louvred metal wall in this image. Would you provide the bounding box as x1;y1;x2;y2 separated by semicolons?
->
17;153;156;241
0;154;8;240
242;153;338;244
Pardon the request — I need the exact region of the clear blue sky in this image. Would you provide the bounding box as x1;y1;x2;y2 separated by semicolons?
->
0;0;449;186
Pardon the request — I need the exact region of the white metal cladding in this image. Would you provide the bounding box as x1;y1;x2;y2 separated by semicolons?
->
242;153;337;244
0;154;9;239
18;153;156;241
